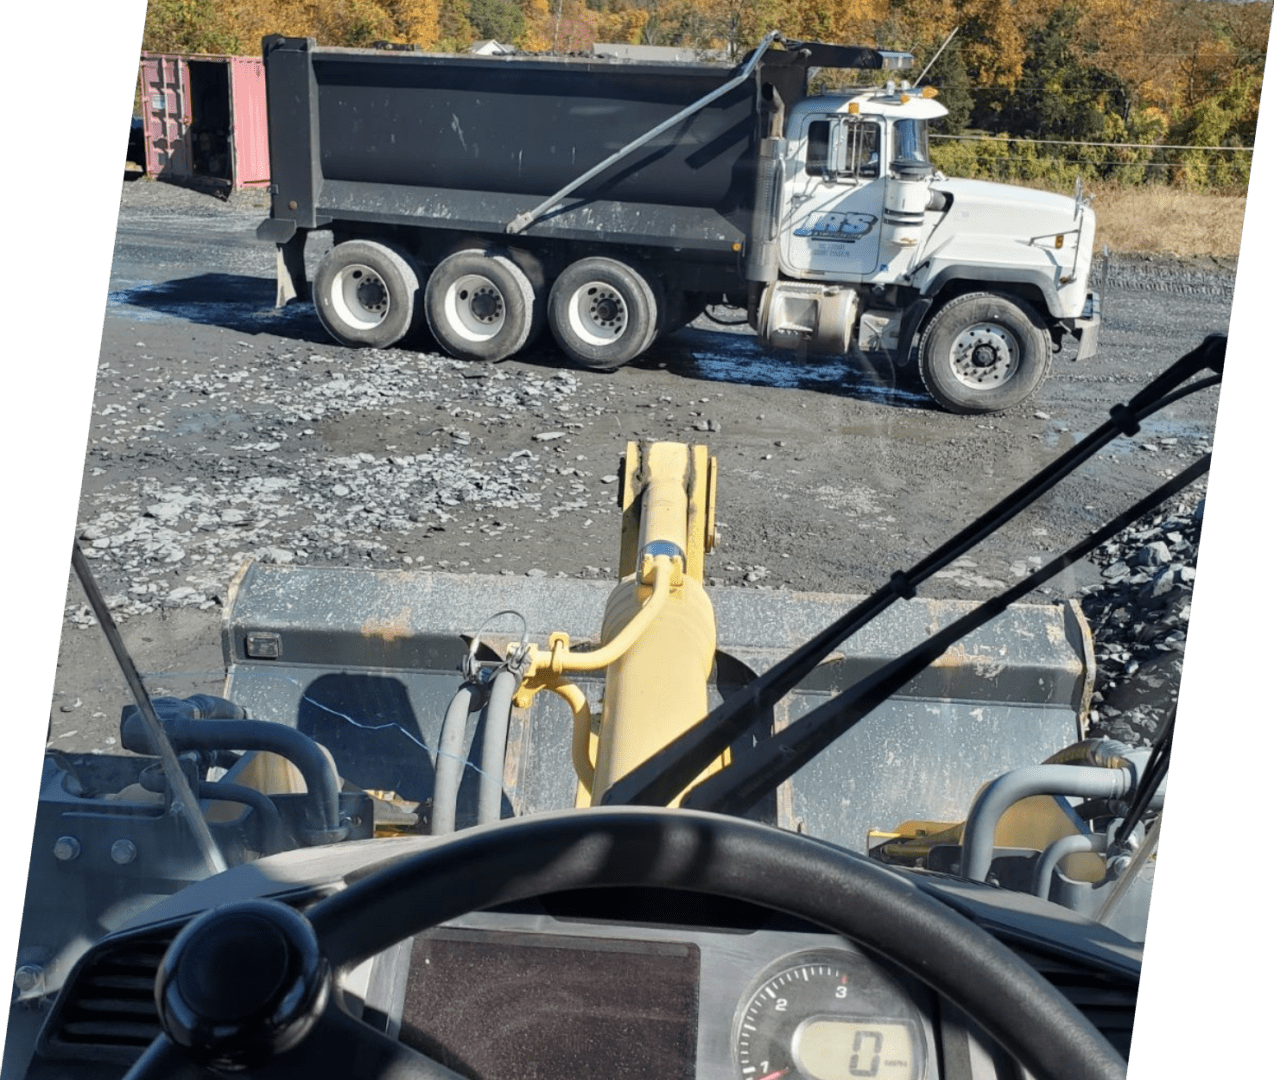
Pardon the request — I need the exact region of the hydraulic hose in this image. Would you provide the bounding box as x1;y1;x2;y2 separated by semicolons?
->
136;762;292;854
477;669;519;826
1033;832;1107;899
431;682;483;835
554;680;597;797
962;764;1133;882
121;705;344;839
196;780;292;855
529;556;674;676
1043;739;1132;770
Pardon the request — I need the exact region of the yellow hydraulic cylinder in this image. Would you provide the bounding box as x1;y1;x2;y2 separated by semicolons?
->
590;573;718;802
585;441;723;805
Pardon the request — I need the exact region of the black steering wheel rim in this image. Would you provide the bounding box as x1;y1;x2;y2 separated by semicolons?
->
140;807;1127;1080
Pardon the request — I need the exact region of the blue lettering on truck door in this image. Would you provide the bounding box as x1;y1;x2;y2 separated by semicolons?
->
794;211;877;241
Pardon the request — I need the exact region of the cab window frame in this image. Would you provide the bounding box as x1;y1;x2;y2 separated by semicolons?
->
804;116;884;181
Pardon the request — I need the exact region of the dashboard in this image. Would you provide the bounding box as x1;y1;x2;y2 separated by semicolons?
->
351;891;945;1080
25;878;1135;1080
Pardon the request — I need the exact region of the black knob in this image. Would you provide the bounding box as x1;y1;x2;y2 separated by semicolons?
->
156;899;329;1067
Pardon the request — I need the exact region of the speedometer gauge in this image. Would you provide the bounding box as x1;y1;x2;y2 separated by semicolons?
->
734;953;926;1080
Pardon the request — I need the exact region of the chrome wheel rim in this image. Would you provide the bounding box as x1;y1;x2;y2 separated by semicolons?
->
948;323;1020;388
567;282;628;347
331;264;389;329
445;274;506;343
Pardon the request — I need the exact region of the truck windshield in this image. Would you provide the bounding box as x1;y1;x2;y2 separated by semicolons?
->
894;119;930;165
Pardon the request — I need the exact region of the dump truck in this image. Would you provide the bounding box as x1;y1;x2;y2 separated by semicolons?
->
258;34;1101;414
4;335;1225;1080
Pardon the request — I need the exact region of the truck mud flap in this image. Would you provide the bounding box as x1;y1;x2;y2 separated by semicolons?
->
222;562;1092;853
1075;291;1102;361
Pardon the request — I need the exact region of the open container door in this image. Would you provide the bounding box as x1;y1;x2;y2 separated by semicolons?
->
229;56;270;188
138;54;191;179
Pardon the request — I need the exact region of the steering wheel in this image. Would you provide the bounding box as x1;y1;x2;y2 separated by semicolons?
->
123;808;1127;1080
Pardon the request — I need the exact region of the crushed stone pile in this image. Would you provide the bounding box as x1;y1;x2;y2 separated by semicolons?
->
1080;492;1204;748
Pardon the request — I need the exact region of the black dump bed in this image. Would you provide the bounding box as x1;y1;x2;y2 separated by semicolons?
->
262;37;809;254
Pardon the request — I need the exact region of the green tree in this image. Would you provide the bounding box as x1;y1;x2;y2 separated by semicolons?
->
992;4;1128;145
469;0;527;41
919;39;973;134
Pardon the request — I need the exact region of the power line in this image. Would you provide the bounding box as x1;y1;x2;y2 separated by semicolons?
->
970;160;1246;170
931;133;1254;151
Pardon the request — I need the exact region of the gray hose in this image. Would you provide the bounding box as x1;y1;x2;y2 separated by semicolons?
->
121;711;343;837
962;764;1133;882
197;780;292;855
477;669;519;826
431;682;482;835
1033;832;1107;899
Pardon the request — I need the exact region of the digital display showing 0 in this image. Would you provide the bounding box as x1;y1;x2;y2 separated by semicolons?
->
794;1019;915;1080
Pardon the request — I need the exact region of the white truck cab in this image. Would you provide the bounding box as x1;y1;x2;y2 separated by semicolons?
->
757;83;1100;413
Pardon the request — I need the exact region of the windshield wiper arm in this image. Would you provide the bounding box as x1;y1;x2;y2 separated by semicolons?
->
680;453;1209;816
600;335;1224;808
71;543;227;874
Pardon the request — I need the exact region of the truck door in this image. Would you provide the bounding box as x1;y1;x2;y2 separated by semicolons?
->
781;115;885;280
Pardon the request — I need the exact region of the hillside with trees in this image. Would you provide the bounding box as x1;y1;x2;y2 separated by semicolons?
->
140;0;1269;189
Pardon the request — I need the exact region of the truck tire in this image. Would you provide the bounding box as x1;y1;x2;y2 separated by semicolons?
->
549;257;661;371
918;292;1052;414
425;250;540;362
313;240;422;349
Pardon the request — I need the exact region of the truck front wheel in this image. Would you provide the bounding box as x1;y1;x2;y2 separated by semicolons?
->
314;240;423;349
425;250;540;362
918;292;1052;414
549;257;661;371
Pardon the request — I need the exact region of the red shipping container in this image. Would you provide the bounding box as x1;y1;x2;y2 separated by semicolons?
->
138;53;270;189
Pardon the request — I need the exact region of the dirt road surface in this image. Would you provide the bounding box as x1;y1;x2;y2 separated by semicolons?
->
47;180;1231;754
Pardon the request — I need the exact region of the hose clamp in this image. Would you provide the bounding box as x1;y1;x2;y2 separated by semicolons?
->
640;540;685;562
639;540;686;586
465;610;530;682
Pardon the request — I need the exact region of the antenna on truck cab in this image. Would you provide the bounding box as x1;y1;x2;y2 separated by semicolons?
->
914;25;960;87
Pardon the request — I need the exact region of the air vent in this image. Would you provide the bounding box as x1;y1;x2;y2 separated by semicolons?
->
1010;944;1139;1059
35;889;327;1067
39;925;175;1063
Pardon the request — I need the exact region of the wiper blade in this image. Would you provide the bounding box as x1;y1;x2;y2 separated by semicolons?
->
600;335;1224;808
680;453;1209;816
71;543;227;874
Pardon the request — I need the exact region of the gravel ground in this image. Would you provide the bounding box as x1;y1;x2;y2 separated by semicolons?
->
47;178;1230;756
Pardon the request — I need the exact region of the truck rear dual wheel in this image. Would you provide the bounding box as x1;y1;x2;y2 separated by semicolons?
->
314;240;423;349
918;292;1052;415
425;250;541;362
549;257;662;371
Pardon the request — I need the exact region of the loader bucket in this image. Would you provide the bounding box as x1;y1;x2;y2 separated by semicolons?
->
221;561;1092;854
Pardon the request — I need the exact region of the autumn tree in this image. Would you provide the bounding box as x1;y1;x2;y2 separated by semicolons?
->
143;0;242;54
